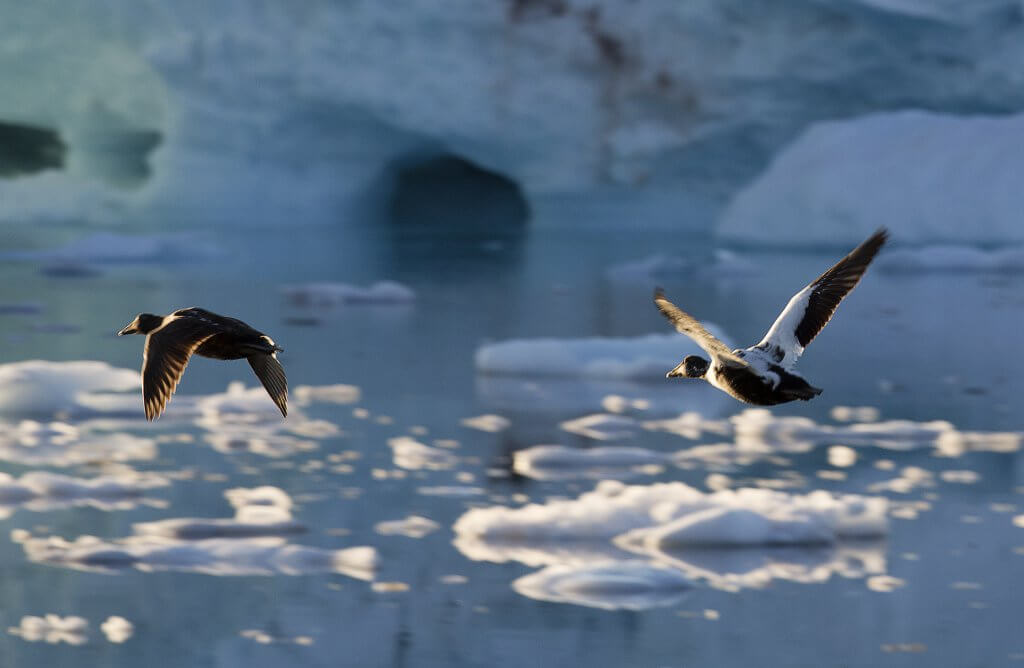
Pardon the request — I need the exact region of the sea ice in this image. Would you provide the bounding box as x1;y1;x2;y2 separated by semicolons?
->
388;437;459;470
100;616;133;644
9;614;89;645
132;486;306;539
0;470;169;517
374;515;441;539
513;445;668;481
475;331;732;381
460;414;511;433
281;281;415;306
21;533;377;579
559;413;640;441
719;111;1024;245
0;360;139;418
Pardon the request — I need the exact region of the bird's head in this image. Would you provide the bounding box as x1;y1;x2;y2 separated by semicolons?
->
117;313;163;336
668;355;710;379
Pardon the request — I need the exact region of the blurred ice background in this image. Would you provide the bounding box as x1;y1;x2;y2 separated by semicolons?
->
0;2;1023;667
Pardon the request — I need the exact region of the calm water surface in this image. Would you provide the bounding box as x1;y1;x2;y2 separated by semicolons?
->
0;218;1021;667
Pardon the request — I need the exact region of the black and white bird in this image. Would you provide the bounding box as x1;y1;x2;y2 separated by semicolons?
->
117;307;288;420
654;228;888;405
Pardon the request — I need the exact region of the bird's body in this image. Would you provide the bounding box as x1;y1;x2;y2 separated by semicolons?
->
655;228;888;406
117;307;288;420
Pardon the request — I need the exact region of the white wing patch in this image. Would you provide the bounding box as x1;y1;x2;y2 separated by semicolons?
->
753;286;811;370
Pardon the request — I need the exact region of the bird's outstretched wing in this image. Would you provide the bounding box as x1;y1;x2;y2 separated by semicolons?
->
142;317;218;420
756;228;888;369
654;289;747;367
247;354;288;417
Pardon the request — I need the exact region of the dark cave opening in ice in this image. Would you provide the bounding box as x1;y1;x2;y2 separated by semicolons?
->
0;120;66;177
387;155;530;239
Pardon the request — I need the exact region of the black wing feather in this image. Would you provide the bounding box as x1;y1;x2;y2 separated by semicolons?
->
793;228;888;348
248;354;288;417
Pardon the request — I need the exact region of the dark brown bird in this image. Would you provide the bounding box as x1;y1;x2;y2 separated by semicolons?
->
655;228;888;405
117;307;287;420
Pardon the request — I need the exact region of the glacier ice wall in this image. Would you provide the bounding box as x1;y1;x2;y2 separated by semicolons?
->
3;0;1024;237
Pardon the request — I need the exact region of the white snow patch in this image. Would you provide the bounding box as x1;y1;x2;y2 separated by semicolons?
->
281;281;415;306
643;408;1023;457
388;436;459;471
0;470;169;517
560;413;640;441
9;614;88;645
455;480;887;554
293;384;361;406
21;533;376;579
0;360;140;418
455;480;888;592
607;249;758;282
374;515;441;539
460;414;511;433
719;111;1024;245
878;245;1024;273
512;562;691;611
133;486;305;539
0;420;156;467
475;331;733;381
100;616;133;644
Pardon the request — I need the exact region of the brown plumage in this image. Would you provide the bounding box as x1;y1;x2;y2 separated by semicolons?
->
118;307;287;420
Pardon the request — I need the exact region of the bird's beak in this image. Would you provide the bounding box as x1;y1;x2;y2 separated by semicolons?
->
117;323;137;336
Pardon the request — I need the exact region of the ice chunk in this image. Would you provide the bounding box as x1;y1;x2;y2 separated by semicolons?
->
281;281;415;306
100;617;133;644
460;414;511;433
513;445;668;481
388;436;458;470
374;515;441;538
21;533;376;579
0;360;139;418
475;331;732;380
720;111;1024;245
293;384;361;405
560;413;639;441
9;614;88;645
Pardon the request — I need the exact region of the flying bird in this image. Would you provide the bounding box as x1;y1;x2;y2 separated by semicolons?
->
654;228;888;405
117;307;288;420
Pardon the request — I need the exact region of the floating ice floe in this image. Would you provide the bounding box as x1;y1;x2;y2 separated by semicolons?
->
460;414;511;433
0;471;169;517
100;616;133;643
133;486;305;539
281;281;415;306
197;383;341;457
475;332;731;381
606;249;758;283
643;409;1023;456
388;436;459;471
20;534;377;579
0;420;156;467
877;245;1024;273
513;445;668;481
9;614;89;645
2;232;219;264
560;413;640;441
293;384;361;406
454;480;888;595
18;486;374;578
512;562;692;611
374;515;441;538
0;360;140;418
